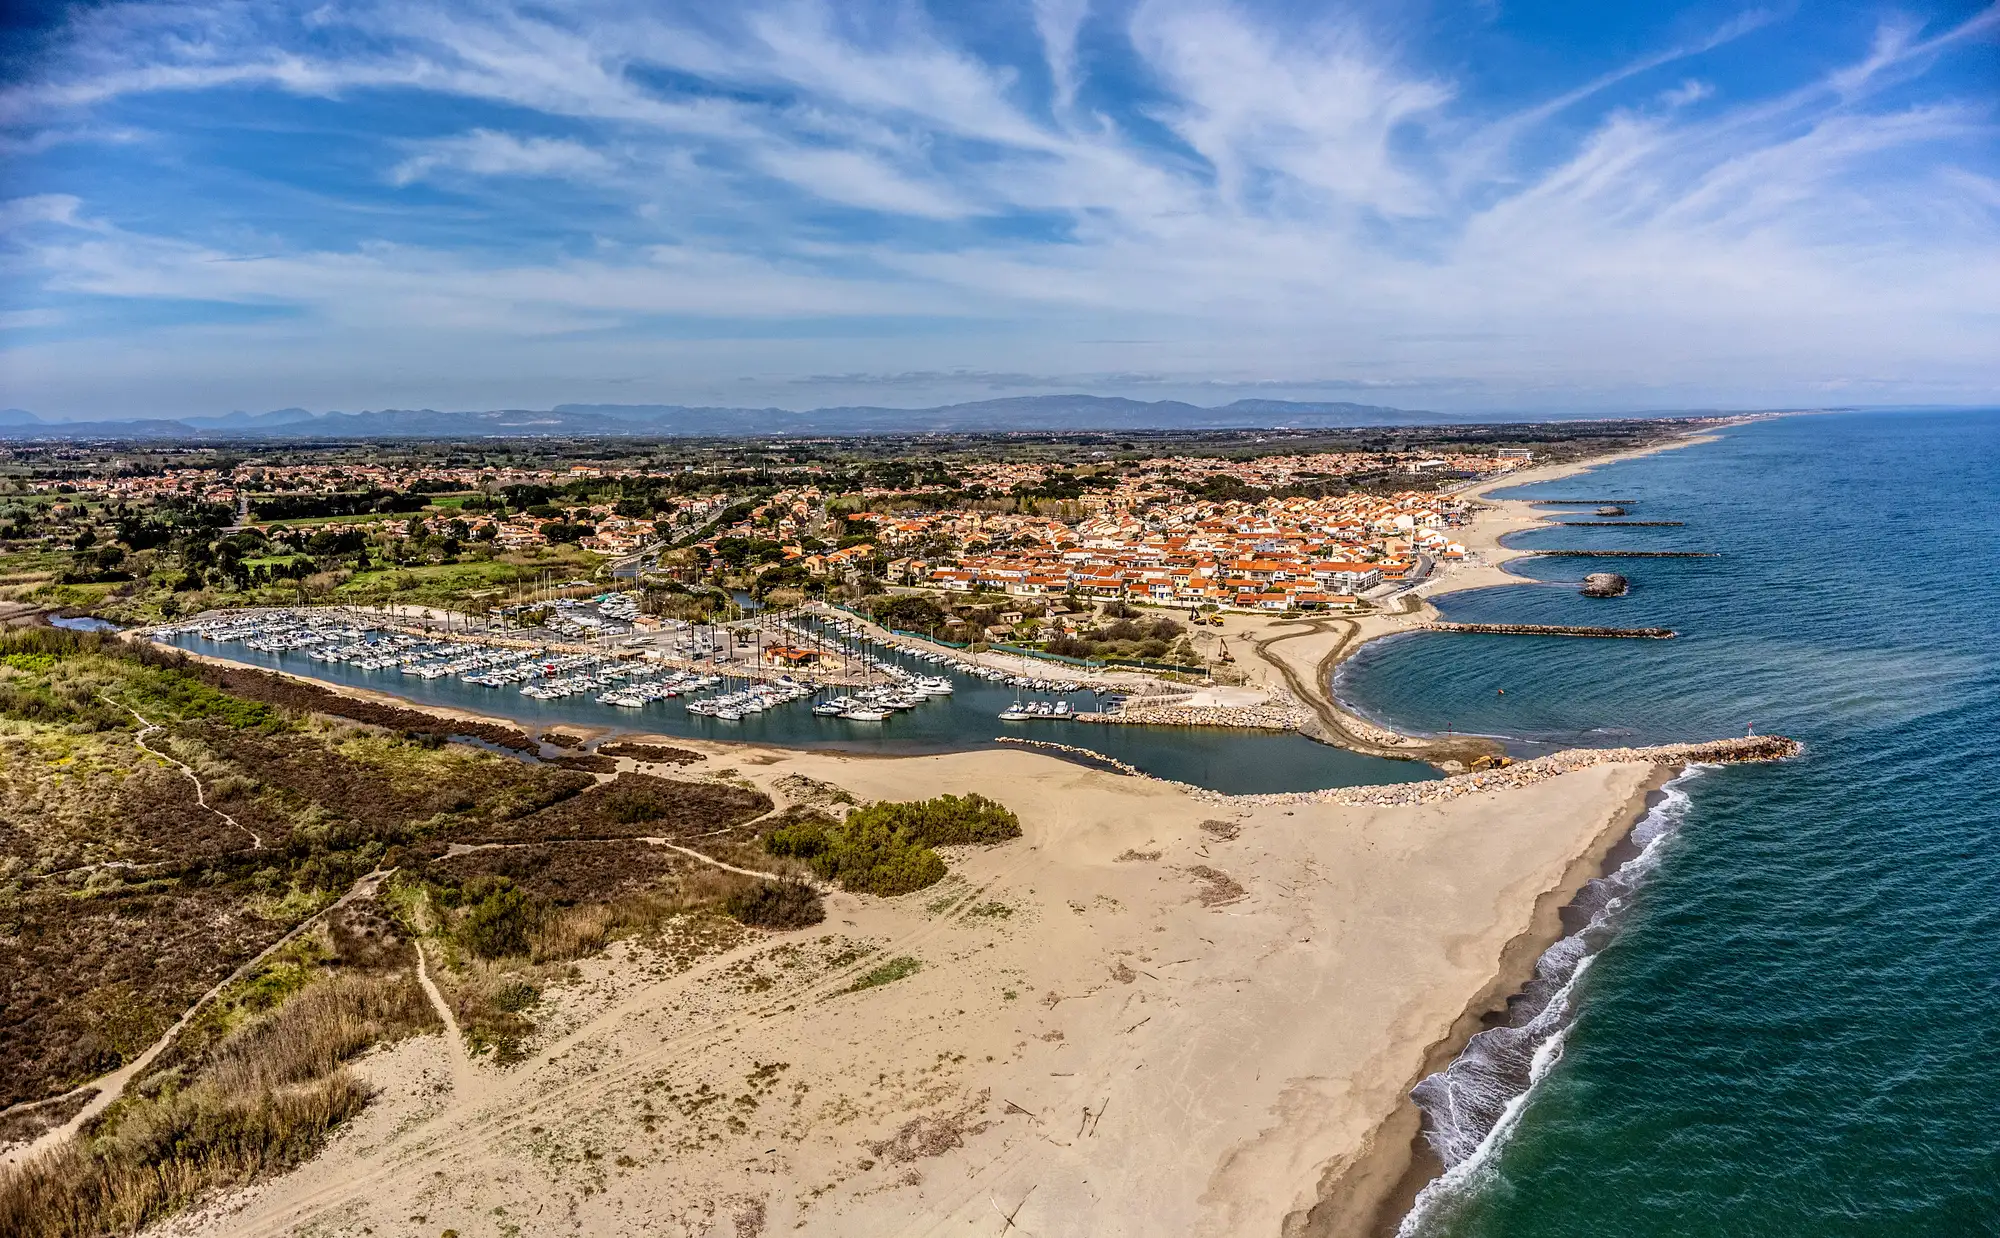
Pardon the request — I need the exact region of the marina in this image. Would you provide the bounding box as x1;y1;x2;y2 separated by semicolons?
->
154;607;1435;795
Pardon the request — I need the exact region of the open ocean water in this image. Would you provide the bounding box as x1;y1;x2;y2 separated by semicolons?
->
1336;410;2000;1235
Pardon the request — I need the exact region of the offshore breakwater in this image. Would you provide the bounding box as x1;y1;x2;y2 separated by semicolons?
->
1431;623;1674;639
1523;549;1716;558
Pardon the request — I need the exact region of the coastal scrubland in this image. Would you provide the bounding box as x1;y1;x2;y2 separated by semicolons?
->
0;627;867;1233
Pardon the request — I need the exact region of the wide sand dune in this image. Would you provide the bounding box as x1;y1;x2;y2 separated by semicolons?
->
164;742;1656;1238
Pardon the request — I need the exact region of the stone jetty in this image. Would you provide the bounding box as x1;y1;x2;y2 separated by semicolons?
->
1304;735;1802;809
1555;520;1686;527
1528;550;1716;558
998;733;1801;808
1073;701;1307;730
1595;505;1628;516
1432;622;1673;638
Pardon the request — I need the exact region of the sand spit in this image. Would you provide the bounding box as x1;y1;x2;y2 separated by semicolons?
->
137;739;1695;1238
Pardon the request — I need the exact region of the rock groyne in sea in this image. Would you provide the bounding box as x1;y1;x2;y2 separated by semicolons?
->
1527;550;1716;558
1580;573;1630;598
1432;622;1672;639
1312;735;1801;808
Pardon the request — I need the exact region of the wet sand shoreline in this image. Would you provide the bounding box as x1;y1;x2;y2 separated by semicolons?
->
1295;765;1678;1238
1286;428;1743;1234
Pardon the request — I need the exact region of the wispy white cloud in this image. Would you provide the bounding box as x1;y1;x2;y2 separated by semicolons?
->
390;130;617;185
1;0;1996;416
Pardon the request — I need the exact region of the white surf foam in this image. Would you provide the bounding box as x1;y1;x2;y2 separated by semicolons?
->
1395;766;1709;1237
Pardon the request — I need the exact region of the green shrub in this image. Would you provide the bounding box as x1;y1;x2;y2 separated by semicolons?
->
458;879;538;959
844;793;1020;847
814;815;947;895
492;981;540;1013
763;811;834;860
763;812;942;897
606;788;668;824
124;666;284;730
841;955;922;994
761;796;1018;898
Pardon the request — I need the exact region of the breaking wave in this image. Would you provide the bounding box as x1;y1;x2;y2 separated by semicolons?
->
1397;768;1706;1237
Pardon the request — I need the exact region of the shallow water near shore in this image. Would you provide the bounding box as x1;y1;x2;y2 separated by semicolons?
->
1337;410;2000;1235
163;625;1433;796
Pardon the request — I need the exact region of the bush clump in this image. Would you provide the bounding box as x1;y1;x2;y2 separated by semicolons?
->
763;794;1019;898
765;810;944;897
455;877;540;960
844;793;1020;847
723;879;826;929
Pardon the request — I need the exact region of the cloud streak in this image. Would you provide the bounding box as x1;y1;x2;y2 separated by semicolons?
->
1;0;1996;417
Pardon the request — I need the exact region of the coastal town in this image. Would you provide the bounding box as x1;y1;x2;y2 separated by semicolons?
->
0;431;1569;629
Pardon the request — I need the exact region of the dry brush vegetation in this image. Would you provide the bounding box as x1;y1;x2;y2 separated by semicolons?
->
0;627;836;1233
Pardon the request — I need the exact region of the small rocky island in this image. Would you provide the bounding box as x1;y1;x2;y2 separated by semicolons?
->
1581;572;1630;598
1596;505;1628;516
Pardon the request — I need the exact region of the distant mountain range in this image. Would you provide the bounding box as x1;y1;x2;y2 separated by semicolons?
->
0;396;1488;440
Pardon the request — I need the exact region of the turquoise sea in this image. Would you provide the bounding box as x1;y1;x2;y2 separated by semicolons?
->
1335;410;2000;1236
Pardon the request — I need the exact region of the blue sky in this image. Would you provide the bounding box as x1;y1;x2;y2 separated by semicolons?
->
1;0;1996;419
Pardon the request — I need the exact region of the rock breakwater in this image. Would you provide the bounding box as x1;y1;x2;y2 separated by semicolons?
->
1309;735;1801;809
1527;550;1717;558
1432;622;1673;639
1074;702;1307;731
997;733;1800;808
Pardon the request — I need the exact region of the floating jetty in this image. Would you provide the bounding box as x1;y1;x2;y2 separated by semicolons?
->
1527;550;1717;558
1432;622;1675;639
1555;520;1686;527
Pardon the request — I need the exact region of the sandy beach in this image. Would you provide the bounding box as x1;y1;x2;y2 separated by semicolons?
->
153;739;1670;1238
